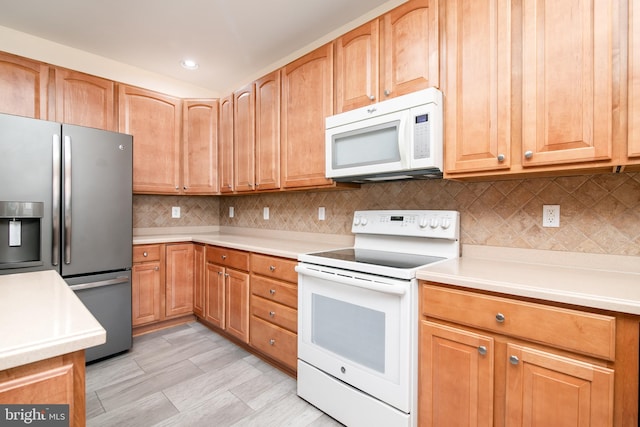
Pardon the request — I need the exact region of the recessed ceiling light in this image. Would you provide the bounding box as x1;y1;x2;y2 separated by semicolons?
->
180;59;199;70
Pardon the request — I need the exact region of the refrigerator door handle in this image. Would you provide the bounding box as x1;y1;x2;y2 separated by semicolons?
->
69;276;130;291
52;134;61;266
64;135;72;265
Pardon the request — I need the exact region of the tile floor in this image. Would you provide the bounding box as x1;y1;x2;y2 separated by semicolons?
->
86;322;343;427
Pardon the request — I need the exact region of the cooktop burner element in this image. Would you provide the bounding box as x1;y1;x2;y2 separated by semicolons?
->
308;248;446;269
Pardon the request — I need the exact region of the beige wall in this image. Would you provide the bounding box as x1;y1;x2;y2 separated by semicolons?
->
134;172;640;256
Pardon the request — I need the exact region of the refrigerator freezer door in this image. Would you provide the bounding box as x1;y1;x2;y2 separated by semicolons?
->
0;114;59;273
60;124;132;276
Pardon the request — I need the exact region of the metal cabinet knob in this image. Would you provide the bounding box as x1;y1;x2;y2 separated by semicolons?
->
143;252;148;257
175;185;179;190
218;271;223;276
269;339;276;345
183;186;187;190
368;95;375;101
384;89;391;97
497;154;505;162
224;273;229;278
495;313;505;323
154;266;159;271
269;311;275;317
478;346;487;356
509;355;520;365
269;289;276;295
524;150;533;159
269;265;276;272
221;255;227;260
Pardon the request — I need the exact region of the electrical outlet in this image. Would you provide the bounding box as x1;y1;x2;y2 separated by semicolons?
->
229;206;234;218
171;206;180;218
542;205;560;227
263;207;269;220
318;207;326;221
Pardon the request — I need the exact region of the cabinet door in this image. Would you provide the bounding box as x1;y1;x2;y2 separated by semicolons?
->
193;244;205;317
205;263;225;328
55;68;115;131
233;84;255;192
380;0;439;99
165;244;194;318
521;0;614;166
118;85;181;194
630;0;640;158
335;20;380;113
443;0;512;174
505;344;614;426
0;51;49;119
132;262;162;326
420;321;494;427
183;99;219;194
254;70;281;190
281;43;334;188
218;95;234;193
225;268;250;343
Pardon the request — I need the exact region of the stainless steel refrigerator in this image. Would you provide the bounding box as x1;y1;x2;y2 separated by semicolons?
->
0;113;133;362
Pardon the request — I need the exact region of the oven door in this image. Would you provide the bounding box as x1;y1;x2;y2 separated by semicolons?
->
296;263;415;413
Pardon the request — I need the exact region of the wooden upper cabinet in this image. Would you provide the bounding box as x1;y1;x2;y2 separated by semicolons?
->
443;0;512;175
219;94;234;193
335;20;380;112
521;0;614;167
118;85;182;194
233;84;256;192
281;43;334;188
379;0;439;100
55;68;115;131
630;0;640;159
183;99;219;194
0;51;49;119
254;70;281;190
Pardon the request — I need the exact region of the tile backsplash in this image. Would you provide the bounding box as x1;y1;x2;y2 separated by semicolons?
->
134;172;640;256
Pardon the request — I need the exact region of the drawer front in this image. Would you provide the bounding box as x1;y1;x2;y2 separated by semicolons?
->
251;275;297;308
251;295;297;332
421;284;616;361
250;253;298;283
206;246;249;271
133;244;161;263
250;316;297;371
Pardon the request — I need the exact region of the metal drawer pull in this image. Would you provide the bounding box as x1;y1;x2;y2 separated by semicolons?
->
269;289;276;295
269;311;275;317
269;339;275;345
509;355;519;365
269;265;276;272
478;346;487;356
495;313;505;323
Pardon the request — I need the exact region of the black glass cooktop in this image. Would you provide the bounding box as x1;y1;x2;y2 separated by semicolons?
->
308;248;445;270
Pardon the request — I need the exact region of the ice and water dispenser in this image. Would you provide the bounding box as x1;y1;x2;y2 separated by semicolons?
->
0;201;44;269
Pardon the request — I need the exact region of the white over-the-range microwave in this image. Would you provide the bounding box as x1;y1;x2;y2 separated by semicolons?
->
325;87;443;182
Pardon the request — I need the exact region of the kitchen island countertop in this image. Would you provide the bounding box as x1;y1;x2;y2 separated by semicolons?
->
417;245;640;315
0;270;106;371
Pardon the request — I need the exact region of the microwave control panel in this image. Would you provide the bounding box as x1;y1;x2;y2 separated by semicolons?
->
413;113;431;159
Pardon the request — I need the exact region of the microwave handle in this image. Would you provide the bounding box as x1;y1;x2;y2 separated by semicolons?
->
398;113;411;168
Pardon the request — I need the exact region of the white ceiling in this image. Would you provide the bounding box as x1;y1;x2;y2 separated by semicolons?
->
0;0;401;94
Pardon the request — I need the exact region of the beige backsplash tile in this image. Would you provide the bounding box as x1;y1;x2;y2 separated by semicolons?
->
134;172;640;256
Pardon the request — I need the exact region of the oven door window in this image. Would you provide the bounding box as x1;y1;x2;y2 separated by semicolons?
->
312;294;385;373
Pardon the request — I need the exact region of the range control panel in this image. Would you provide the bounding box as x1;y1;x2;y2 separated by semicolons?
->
351;210;459;240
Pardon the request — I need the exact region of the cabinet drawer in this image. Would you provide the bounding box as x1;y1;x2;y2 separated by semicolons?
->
250;253;298;283
133;244;161;263
250;316;297;371
251;275;297;309
251;295;297;333
206;246;249;271
421;284;616;361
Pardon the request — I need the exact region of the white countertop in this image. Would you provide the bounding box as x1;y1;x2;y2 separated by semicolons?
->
0;270;106;371
417;245;640;315
133;227;354;259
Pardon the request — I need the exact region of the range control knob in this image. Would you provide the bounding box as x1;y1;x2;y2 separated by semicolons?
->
419;218;429;228
441;218;451;229
353;216;361;226
361;217;368;226
430;218;439;229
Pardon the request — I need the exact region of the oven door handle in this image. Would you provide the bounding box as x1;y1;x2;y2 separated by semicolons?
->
295;265;407;295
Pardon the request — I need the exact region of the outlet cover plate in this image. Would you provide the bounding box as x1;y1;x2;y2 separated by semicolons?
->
543;205;560;227
171;206;181;218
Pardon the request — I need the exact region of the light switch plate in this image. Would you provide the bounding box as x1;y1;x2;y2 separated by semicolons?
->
229;206;234;218
263;207;269;220
318;207;326;221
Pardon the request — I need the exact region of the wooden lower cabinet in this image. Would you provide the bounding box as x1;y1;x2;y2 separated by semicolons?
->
0;351;86;427
132;243;195;333
419;282;638;426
